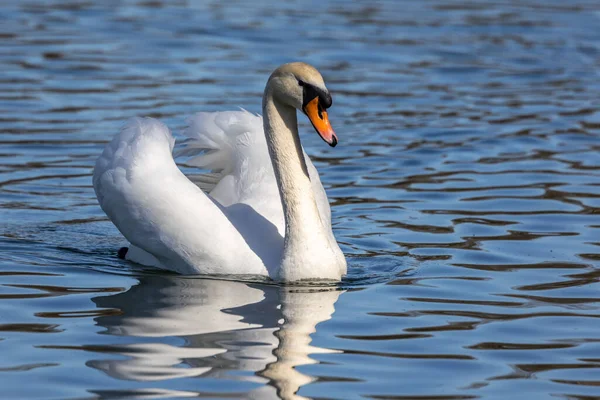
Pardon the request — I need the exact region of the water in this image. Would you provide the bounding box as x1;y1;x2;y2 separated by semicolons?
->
1;0;599;398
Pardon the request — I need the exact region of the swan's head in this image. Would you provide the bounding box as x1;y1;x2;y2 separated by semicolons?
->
267;62;337;147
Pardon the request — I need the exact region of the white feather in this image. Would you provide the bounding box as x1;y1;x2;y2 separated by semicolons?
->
93;112;333;278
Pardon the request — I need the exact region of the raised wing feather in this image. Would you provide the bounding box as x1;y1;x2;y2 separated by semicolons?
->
93;117;266;275
180;110;331;232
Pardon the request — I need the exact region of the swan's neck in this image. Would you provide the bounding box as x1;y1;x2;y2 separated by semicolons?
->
263;91;339;281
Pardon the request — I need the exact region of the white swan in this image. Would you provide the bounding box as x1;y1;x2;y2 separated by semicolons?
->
93;62;347;281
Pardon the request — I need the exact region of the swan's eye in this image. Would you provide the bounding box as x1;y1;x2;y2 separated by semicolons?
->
297;79;305;87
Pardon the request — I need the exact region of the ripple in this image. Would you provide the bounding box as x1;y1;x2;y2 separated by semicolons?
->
1;0;600;399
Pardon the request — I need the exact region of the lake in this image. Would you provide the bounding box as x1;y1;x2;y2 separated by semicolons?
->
1;1;599;399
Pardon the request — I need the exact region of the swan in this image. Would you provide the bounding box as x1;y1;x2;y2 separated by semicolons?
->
93;62;347;281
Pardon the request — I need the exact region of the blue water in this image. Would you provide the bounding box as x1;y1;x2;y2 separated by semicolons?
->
1;1;600;399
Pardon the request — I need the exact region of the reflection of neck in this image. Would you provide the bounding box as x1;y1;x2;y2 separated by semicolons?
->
260;288;342;399
262;90;336;280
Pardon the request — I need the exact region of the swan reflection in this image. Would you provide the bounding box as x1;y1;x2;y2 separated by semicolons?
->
91;276;343;399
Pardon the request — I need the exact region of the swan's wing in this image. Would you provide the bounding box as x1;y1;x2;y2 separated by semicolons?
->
93;117;266;275
180;111;275;205
180;110;331;231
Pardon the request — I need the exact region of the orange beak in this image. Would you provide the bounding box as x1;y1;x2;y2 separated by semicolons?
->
303;97;338;147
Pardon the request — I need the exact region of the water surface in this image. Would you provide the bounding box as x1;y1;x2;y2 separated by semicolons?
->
1;1;600;399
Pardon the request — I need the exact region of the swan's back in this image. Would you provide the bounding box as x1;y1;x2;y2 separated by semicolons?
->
93;117;267;275
94;118;174;211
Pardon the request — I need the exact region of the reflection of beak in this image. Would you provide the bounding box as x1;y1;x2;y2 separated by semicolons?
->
303;97;338;147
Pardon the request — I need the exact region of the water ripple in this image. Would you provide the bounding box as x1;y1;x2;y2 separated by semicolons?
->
1;0;600;399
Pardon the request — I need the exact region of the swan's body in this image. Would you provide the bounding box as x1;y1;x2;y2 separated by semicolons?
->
93;63;346;281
